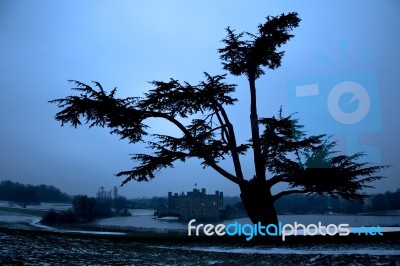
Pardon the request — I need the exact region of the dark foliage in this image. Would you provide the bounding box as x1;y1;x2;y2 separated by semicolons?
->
50;74;245;186
259;109;387;201
226;188;400;215
41;186;130;225
368;189;400;212
275;189;400;214
0;180;70;206
219;12;300;79
41;209;78;225
49;12;388;224
72;195;97;222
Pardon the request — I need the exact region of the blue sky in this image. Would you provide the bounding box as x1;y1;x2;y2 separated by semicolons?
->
0;0;399;198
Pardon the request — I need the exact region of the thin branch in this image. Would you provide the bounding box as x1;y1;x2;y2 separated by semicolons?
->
143;110;245;185
266;174;287;187
273;189;308;201
214;110;230;144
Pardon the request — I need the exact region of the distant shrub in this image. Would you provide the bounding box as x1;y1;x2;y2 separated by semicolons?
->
41;209;78;225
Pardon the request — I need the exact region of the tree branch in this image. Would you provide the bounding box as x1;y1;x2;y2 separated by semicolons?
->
142;110;246;185
211;100;245;180
273;189;307;201
266;174;286;187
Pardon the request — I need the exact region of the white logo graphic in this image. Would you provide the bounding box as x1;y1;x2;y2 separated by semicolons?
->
327;81;371;125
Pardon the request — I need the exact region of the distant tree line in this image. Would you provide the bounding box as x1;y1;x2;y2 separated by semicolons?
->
224;189;400;215
0;180;70;207
124;189;400;216
275;189;400;214
129;196;167;209
41;186;130;225
3;178;397;219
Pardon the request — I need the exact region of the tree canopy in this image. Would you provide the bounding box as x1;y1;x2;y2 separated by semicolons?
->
50;12;388;224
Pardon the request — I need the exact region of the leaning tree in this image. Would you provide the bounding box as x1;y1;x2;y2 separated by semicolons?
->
50;12;387;226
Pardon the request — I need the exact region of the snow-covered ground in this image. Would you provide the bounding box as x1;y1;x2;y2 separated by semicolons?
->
1;200;400;238
1;228;399;265
162;245;400;256
30;219;126;235
0;200;399;264
0;201;71;211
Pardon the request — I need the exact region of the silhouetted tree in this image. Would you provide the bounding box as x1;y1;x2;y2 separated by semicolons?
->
113;186;119;200
41;209;77;225
114;195;129;215
72;195;96;221
0;180;40;207
35;184;70;202
94;186;113;218
0;180;70;204
110;186;129;215
50;12;387;226
384;189;400;210
149;197;167;209
0;180;27;204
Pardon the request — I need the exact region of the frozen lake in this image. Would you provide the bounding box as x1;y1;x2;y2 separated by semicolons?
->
1;201;399;231
1;201;399;263
94;209;400;229
0;201;71;225
0;201;71;211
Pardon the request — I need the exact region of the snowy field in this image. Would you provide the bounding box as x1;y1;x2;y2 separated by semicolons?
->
1;201;400;264
0;228;399;265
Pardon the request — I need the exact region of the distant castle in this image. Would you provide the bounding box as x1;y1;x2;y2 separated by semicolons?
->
155;188;224;222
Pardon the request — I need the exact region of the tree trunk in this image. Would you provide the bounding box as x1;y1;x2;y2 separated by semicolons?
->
239;178;278;226
248;74;266;182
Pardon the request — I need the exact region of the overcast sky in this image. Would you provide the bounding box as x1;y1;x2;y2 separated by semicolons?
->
1;0;399;198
